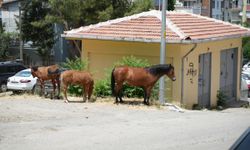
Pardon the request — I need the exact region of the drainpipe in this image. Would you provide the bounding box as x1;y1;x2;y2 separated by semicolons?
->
181;43;197;105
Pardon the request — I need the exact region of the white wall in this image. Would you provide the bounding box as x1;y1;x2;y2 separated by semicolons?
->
1;1;19;33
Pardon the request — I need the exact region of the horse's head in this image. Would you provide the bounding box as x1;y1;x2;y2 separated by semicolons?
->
166;64;176;81
30;66;39;78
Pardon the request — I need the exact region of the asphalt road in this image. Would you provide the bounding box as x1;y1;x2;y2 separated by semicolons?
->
0;95;250;150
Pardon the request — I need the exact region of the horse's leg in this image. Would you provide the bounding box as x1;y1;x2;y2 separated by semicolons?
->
118;89;124;103
40;80;45;97
143;88;147;105
83;85;87;103
115;83;124;103
114;83;122;103
51;79;56;99
145;86;153;105
88;81;94;102
56;77;60;98
63;84;69;103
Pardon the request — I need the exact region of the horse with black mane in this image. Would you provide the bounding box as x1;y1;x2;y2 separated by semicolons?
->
31;65;61;98
111;64;176;105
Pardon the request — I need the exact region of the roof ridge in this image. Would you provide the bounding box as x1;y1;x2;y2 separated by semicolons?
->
166;17;189;39
66;10;161;34
66;10;189;39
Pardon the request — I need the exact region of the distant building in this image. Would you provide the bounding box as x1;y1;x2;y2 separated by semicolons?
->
176;0;201;15
202;0;242;23
1;0;20;33
239;0;250;23
0;0;69;65
173;0;242;23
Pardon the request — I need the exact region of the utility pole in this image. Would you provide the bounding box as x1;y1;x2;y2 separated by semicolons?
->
158;0;161;10
19;2;23;61
159;0;167;104
242;0;247;24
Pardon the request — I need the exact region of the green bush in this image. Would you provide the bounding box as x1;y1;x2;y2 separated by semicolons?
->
94;79;111;97
62;57;88;70
61;57;88;96
94;55;159;99
114;55;150;67
217;90;227;107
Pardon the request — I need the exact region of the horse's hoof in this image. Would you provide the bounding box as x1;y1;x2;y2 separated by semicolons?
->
64;100;69;103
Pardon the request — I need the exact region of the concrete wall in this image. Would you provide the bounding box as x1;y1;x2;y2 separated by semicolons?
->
80;38;242;108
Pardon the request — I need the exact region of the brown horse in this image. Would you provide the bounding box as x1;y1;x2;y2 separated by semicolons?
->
60;70;94;103
111;64;176;105
31;65;61;98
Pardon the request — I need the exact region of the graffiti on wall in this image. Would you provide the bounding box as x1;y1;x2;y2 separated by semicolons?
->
186;62;197;84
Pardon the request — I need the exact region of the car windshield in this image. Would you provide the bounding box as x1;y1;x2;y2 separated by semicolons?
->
242;73;250;80
15;71;31;77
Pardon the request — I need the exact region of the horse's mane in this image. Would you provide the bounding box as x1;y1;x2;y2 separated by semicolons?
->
31;66;39;72
145;64;173;76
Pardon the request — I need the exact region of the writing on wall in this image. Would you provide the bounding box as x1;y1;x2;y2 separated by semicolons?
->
186;62;197;84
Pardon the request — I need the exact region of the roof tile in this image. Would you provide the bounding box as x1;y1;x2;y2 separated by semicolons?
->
64;10;250;43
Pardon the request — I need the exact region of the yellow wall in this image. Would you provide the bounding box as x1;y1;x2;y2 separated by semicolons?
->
180;38;242;108
81;38;242;109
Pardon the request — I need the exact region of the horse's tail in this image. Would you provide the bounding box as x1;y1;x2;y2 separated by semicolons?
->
111;68;115;96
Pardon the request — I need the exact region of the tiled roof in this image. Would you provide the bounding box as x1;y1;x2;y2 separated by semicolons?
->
63;10;250;43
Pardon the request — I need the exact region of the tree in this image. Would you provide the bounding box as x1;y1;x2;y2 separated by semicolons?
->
0;23;17;60
46;0;131;30
126;0;154;16
126;0;175;16
243;37;250;60
46;0;82;30
168;0;176;11
0;32;11;60
46;0;131;55
242;23;250;60
20;0;54;65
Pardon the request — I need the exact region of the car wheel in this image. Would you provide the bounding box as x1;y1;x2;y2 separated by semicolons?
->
13;91;21;95
33;84;41;95
0;83;7;92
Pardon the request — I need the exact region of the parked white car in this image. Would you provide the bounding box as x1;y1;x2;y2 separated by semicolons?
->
7;69;37;93
242;62;250;72
241;74;249;101
242;71;250;98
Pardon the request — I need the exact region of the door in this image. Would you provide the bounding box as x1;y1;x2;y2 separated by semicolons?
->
198;53;211;108
220;48;237;100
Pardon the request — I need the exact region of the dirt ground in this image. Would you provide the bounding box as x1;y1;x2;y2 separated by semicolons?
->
0;93;250;150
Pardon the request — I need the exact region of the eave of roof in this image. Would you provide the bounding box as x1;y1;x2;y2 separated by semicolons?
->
62;33;250;44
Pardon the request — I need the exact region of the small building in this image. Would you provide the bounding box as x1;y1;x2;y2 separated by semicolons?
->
63;10;250;109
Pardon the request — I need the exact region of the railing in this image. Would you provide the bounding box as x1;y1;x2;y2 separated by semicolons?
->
175;6;202;15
